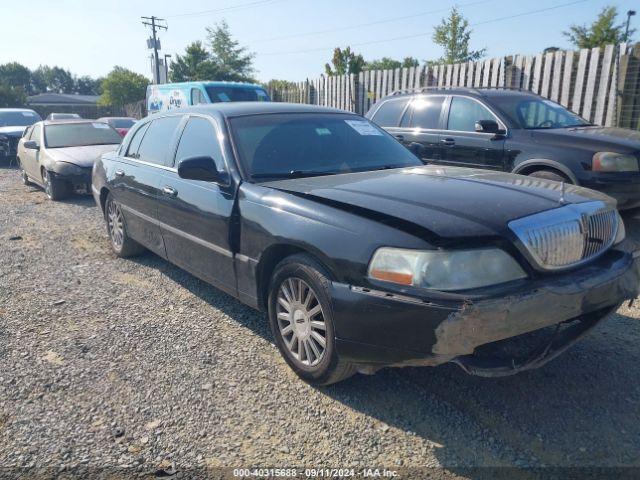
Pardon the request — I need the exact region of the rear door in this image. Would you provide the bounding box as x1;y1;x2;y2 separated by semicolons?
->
368;97;410;143
110;116;183;257
156;115;238;295
439;95;506;170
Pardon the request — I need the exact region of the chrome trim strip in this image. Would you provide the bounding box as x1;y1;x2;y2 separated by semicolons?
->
120;204;233;258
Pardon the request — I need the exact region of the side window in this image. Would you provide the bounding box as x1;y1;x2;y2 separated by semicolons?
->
447;97;498;132
174;117;226;172
137;116;183;166
31;125;42;145
191;88;205;105
408;96;445;130
125;122;150;158
371;99;409;127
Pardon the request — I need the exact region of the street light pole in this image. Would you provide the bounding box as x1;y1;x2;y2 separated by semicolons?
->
625;10;636;42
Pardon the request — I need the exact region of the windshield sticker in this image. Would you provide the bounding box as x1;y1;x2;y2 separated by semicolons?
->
316;127;332;136
21;112;35;117
92;122;110;129
344;120;382;136
217;92;231;102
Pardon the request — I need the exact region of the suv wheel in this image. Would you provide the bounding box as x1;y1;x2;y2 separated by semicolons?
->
105;193;145;257
268;253;356;385
41;168;69;201
527;169;571;183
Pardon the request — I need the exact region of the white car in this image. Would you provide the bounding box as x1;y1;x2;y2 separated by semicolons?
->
17;120;122;200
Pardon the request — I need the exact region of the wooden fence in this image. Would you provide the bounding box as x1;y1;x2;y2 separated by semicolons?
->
268;43;640;129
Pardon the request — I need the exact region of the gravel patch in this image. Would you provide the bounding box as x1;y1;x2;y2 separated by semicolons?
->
1;165;640;478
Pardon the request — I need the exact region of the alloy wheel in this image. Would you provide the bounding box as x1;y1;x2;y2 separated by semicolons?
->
107;200;124;250
276;277;327;367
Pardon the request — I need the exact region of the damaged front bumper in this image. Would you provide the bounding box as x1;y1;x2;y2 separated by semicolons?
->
331;248;640;375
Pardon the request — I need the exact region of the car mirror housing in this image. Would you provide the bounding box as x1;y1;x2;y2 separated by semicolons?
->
177;156;222;182
23;140;39;150
475;119;504;136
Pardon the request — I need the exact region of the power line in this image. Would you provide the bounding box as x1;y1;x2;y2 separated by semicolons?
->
258;0;590;57
167;0;286;19
252;0;491;43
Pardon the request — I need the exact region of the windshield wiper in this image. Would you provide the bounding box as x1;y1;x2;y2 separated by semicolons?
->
252;170;337;179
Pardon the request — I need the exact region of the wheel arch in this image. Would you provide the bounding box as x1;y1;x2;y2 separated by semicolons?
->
255;243;336;311
512;159;579;184
99;187;110;214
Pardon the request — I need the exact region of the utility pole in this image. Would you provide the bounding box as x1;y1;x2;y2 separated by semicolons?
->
141;16;168;84
164;54;172;83
625;10;636;42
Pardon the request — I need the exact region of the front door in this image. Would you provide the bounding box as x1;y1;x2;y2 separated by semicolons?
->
396;95;446;164
156;115;237;295
21;123;42;179
440;96;506;170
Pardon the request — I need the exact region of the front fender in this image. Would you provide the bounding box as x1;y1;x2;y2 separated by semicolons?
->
512;158;580;184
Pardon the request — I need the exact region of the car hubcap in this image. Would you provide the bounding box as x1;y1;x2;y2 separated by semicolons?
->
107;201;124;249
276;277;327;367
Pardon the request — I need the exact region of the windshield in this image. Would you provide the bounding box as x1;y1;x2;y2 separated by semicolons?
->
229;113;422;181
491;96;590;129
44;122;122;148
0;111;41;127
205;86;270;103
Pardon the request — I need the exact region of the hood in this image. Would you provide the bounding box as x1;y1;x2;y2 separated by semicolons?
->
0;126;26;137
263;165;612;241
530;126;640;153
46;144;118;168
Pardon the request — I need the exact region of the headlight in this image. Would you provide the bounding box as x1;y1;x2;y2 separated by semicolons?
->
368;247;527;291
614;211;626;245
592;152;638;172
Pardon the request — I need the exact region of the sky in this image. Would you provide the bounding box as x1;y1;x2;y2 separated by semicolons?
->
0;0;636;82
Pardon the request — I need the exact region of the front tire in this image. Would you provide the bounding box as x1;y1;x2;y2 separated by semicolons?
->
104;193;145;257
268;254;356;385
41;168;70;201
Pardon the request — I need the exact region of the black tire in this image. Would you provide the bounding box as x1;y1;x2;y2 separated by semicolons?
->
104;192;145;257
18;159;33;186
527;169;571;183
41;168;70;201
268;253;357;386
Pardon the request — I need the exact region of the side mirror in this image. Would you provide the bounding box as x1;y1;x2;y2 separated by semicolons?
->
177;156;222;182
475;119;504;135
24;140;39;150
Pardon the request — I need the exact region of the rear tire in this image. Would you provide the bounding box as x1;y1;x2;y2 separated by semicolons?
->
104;193;145;257
41;168;70;201
527;169;571;183
268;253;357;386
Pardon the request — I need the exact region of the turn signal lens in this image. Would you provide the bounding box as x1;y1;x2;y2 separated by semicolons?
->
369;269;414;285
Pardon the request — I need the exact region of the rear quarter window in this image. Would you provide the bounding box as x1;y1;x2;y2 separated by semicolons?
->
371;99;409;128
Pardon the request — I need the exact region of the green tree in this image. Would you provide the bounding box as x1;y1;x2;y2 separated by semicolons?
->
206;20;255;81
0;63;32;94
74;75;102;95
325;47;365;75
365;56;420;70
0;83;26;108
432;7;485;64
170;41;221;82
563;6;634;48
31;66;75;93
99;67;149;107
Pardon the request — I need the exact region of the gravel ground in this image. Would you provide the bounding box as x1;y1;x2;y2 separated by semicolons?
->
1;165;640;479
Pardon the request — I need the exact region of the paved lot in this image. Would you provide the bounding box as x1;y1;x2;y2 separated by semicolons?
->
1;165;640;478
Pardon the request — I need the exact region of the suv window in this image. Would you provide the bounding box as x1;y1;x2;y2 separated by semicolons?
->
136;117;182;166
447;97;498;132
174;117;226;171
371;99;409;127
408;96;445;130
191;88;205;105
126;122;150;158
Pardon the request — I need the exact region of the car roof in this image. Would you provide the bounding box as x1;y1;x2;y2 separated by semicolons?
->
379;87;541;101
0;108;38;113
153;81;266;90
97;116;136;121
43;119;102;126
145;102;351;120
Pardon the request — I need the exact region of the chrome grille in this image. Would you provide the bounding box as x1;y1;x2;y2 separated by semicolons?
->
509;201;619;270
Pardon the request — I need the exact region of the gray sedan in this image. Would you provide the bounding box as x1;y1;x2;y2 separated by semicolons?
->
17;120;122;200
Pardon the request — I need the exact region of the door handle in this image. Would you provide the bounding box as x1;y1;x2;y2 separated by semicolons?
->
441;138;456;146
394;134;405;141
115;169;124;177
162;186;177;197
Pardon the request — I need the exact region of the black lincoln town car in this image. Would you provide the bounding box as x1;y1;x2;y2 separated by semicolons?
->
92;103;639;385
